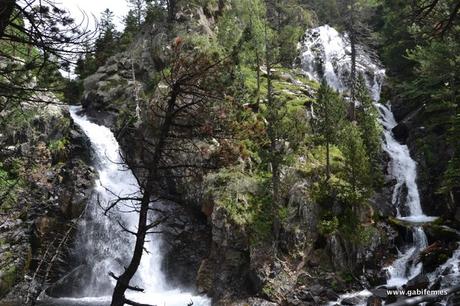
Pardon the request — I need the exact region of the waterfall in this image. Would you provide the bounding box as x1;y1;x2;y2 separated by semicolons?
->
298;25;446;304
38;106;210;306
376;103;436;286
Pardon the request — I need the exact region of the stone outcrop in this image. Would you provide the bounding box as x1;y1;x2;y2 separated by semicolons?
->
0;104;94;303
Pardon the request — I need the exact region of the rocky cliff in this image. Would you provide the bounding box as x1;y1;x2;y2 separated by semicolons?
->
390;93;460;224
0;102;94;304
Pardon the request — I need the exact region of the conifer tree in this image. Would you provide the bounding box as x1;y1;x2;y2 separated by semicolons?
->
443;112;460;192
340;122;371;199
314;80;346;181
126;0;147;27
94;9;119;67
355;74;381;177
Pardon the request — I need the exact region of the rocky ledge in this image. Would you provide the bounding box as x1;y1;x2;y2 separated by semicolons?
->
0;103;95;304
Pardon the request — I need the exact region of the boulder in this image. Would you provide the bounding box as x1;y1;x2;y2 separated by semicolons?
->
405;273;429;290
366;296;383;306
45;264;93;298
160;200;211;289
392;122;409;143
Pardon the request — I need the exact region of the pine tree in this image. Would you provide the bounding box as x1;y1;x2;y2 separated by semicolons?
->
337;0;378;118
263;17;283;243
126;0;147;27
314;80;346;181
94;9;119;67
355;74;381;178
340;122;372;200
441;110;460;196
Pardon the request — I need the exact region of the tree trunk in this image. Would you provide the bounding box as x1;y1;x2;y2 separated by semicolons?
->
256;50;260;105
111;191;150;306
111;89;179;306
350;32;357;120
326;141;330;181
265;20;281;244
0;0;15;39
167;0;175;22
348;0;357;121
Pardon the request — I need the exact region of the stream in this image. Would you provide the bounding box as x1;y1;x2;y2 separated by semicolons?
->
298;25;460;305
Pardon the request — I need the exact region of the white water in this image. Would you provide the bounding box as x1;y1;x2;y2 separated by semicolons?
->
377;103;437;286
39;106;210;306
428;244;460;288
298;25;441;303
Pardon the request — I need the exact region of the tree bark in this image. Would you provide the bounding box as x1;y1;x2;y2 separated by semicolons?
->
111;189;150;306
167;0;176;22
349;18;357;121
256;50;260;105
326;141;330;181
0;0;15;39
264;20;281;245
110;89;179;306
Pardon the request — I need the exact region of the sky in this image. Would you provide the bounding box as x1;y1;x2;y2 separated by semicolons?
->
58;0;130;31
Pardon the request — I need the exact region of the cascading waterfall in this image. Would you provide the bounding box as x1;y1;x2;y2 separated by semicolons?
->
38;106;210;306
376;103;436;287
298;25;456;304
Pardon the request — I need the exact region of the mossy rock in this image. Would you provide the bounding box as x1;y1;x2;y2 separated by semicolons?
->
0;265;18;297
425;224;460;242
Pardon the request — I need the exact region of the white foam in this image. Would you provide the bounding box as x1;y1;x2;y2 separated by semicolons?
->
44;107;212;305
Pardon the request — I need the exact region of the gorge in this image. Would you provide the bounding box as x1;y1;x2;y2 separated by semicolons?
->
1;1;460;306
34;107;210;305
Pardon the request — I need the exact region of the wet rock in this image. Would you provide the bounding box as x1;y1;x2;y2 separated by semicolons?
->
370;183;395;217
216;297;278;306
392;122;409;143
0;105;94;302
45;265;92;298
405;273;429;290
194;205;251;300
366;296;382;306
160;201;211;289
447;293;460;306
366;269;388;287
417;241;455;273
341;296;362;305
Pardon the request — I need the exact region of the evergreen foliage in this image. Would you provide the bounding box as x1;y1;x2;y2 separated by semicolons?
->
355;74;381;181
313;80;346;180
377;0;460;198
339;122;372;200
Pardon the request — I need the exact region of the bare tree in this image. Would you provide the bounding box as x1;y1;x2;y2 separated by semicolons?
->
104;40;233;306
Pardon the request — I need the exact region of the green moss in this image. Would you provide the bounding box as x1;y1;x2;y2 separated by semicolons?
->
318;216;339;235
48;138;69;154
0;265;18;297
340;271;354;284
0;106;36;134
358;225;379;246
0;163;20;211
205;168;274;243
261;282;276;298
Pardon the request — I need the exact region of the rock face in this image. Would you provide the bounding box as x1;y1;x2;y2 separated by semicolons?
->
192;170;396;304
160;201;211;288
390;94;459;220
196;206;252;300
74;8;399;306
0;104;94;303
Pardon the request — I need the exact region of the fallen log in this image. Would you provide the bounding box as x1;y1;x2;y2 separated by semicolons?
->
386;284;460;306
